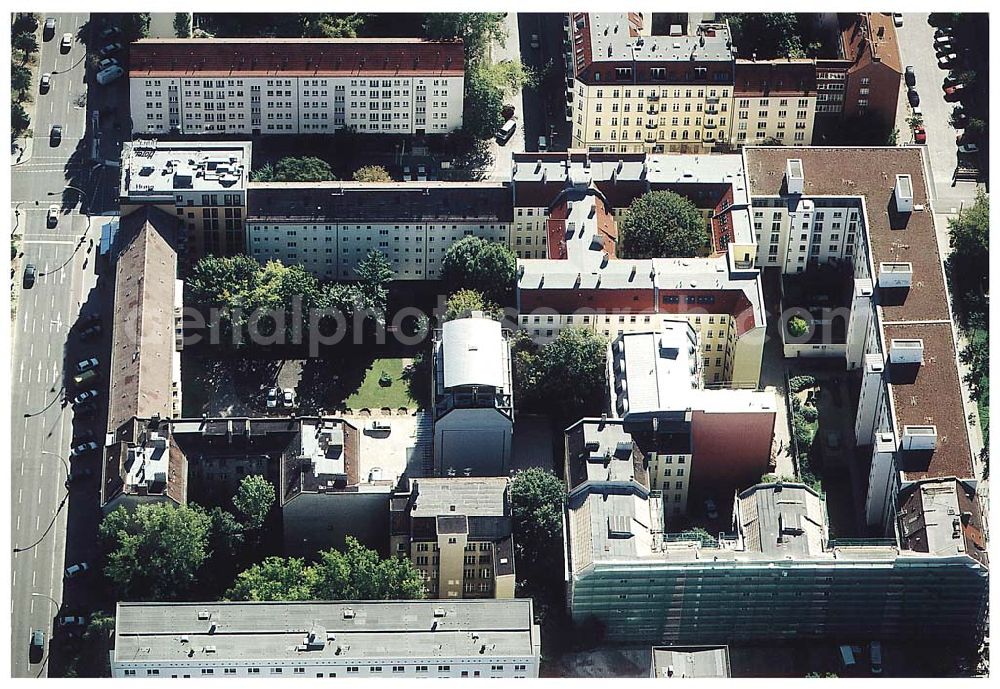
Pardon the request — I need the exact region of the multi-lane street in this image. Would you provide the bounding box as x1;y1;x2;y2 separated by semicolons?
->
9;11;109;677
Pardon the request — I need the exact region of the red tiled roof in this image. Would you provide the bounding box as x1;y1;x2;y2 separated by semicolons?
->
129;38;464;78
839;13;902;74
734;60;817;96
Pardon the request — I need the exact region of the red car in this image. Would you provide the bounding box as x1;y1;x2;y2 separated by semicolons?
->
944;83;966;101
913;126;927;144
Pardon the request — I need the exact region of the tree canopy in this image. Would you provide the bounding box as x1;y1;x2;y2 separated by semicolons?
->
946;189;989;328
516;328;608;420
252;156;336;183
443;288;504;322
99;503;214;600
226;537;425;601
352;165;393;182
173;12;192;38
510;468;564;561
423;12;506;62
619;190;708;259
232;475;276;532
463;59;534;140
724;14;824;60
440;236;517;304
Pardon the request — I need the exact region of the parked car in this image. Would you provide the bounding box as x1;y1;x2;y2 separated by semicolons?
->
913;126;927;144
952;111;969;128
530;33;540;49
904;66;916;87
73;400;97;416
282;388;296;407
495;118;517;144
98;57;120;71
76;358;99;373
705;498;719;520
96;65;124;86
935;26;954;39
64;562;90;578
944;83;966;100
29;630;45;664
907;89;920;107
99;42;123;57
538;135;548;151
22;264;36;289
936;42;954;55
402;165;411;181
892;13;903;28
43;17;57;39
958;142;979;154
99;26;120;39
40;73;51;93
934;34;954;47
50;124;63;146
70;441;99;458
370;420;391;432
938;53;959;68
266;387;279;409
80;323;103;340
60;32;73;52
73;369;98;387
72;429;95;444
870;641;883;675
81;312;101;327
58;615;87;628
72;389;99;405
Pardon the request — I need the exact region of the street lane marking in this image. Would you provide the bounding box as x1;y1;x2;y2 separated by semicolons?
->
18;488;22;504
19;361;25;383
23;239;77;245
38;487;42;504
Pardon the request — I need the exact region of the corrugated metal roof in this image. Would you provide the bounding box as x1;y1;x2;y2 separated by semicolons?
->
441;318;504;390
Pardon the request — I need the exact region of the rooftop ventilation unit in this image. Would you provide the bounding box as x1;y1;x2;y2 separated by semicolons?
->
785;159;804;194
879;262;913;289
889;338;924;365
894;174;914;213
342;608;355;619
902;425;937;451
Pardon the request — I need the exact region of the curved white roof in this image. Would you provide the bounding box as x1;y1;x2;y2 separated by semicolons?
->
442;318;504;389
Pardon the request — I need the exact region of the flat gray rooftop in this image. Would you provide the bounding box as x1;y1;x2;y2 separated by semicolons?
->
120;140;250;198
114;600;536;663
411;477;508;518
586;14;733;63
651;645;731;678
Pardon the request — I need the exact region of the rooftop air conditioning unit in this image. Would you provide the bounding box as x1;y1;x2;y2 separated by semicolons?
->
879;262;913;289
889;339;924;365
902;425;937;451
785;159;804;194
894;174;914;213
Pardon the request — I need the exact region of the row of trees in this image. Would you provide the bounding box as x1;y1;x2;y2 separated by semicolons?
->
723;13;826;60
12;13;40;139
185;251;393;345
252;156;395;184
99;475;275;599
195;13;366;39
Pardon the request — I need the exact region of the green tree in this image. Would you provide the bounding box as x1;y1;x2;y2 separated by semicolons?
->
440;235;516;303
227;557;318;601
444;288;503;321
83;612;115;642
760;136;785;146
532;329;608;419
787;316;809;338
463;60;534;140
352;165;393;182
252;156;335;182
12;64;32;94
12;13;39;34
13;31;39;55
510;468;564;556
12;101;30;135
312;536;425;600
303;13;365;38
965;118;987;140
99;503;213;600
173;12;192;38
424;12;506;62
232;475;276;531
946;189;989;327
354;249;394;318
724;14;804;59
619;190;708;259
120;13;151;41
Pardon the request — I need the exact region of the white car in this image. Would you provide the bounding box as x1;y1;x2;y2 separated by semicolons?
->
40;73;51;93
934;35;954;47
959;143;979;154
76;357;99;373
938;53;958;68
266;387;279;409
60;33;73;51
282;388;296;408
47;205;60;227
64;562;89;578
70;441;99;457
893;14;903;28
72;389;99;405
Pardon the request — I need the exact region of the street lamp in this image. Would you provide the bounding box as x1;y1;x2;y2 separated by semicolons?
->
48;185;90;215
31;592;61;612
41;450;70;483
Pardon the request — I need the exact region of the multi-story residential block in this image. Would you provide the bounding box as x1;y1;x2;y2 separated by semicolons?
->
606;325;777;509
111;600;540;678
731;60;817;146
650;646;732;678
390;477;516;599
568;13;734;153
431;316;514;477
564;465;988;644
119;139;251;260
129;39;464;136
815;13;902;127
512;151;764;387
245;182;512;281
744;147;978;532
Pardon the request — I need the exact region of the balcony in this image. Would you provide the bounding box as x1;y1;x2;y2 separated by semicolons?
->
706;106;718;115
646;93;660;102
704;121;717;129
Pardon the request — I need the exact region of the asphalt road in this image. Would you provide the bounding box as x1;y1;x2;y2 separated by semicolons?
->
9;11;113;678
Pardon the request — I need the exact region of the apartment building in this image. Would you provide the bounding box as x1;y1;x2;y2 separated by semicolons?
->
119;139;251;260
432;316;514;477
744;147;978;533
732;60;817;146
564;472;988;644
607;325;777;508
390;477;516;599
245;182;512;281
569;13;734;153
815;13;902;127
129;39;464;136
111;600;540;678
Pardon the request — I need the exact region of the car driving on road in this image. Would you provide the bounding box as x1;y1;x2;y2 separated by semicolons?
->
60;32;73;52
50;124;63;146
22;264;36;289
47;205;60;227
43;17;56;40
39;73;51;93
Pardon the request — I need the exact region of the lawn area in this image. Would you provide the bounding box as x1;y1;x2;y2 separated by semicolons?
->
344;357;417;410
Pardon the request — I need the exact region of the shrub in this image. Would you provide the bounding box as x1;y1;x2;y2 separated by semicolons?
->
788;375;817;393
787;315;809;338
378;371;393;387
800;405;818;423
